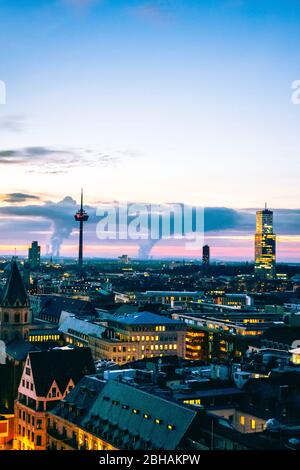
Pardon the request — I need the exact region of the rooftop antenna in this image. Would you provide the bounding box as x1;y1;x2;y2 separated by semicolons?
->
265;202;267;210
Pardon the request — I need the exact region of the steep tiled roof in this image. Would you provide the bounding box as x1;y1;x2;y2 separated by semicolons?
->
1;261;28;308
28;348;96;397
39;295;96;320
51;376;105;425
82;380;197;449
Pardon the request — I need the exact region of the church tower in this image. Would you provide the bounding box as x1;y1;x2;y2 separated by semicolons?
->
0;261;32;342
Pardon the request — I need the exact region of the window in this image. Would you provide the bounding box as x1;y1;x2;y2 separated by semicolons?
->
4;314;9;323
240;416;245;426
52;387;57;398
36;435;42;446
15;314;20;323
251;419;256;430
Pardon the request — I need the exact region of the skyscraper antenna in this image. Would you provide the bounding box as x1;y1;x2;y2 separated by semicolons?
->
265;202;267;210
81;188;83;211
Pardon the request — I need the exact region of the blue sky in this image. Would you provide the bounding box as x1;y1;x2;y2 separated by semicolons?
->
0;0;300;258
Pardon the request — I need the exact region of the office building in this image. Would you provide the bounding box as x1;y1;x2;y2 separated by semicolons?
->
28;242;41;270
255;205;276;279
59;311;186;365
202;245;210;267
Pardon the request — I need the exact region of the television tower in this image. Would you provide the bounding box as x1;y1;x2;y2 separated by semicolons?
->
74;189;89;268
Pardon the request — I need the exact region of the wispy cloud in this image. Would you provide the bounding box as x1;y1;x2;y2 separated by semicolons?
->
0;115;26;133
61;0;102;12
0;193;40;204
0;146;127;174
127;1;175;25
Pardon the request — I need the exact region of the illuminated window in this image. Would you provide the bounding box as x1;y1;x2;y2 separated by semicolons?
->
240;416;245;426
251;419;256;430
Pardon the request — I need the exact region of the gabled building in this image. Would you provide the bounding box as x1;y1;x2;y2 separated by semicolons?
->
48;378;199;450
14;347;95;450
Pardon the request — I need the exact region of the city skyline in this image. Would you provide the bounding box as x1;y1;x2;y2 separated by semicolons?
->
0;196;299;261
1;0;300;260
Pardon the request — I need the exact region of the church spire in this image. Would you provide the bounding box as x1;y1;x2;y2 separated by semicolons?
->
1;261;28;308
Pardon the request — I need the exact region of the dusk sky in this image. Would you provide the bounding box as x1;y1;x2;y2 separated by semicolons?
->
0;0;300;260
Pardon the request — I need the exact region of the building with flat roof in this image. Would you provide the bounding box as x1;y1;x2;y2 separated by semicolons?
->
58;311;186;365
28;242;41;270
138;291;203;307
173;312;269;362
255;206;276;280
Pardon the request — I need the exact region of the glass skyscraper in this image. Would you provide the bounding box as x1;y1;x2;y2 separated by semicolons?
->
255;205;276;279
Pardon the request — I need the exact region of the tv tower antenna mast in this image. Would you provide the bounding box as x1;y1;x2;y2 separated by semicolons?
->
74;189;89;269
